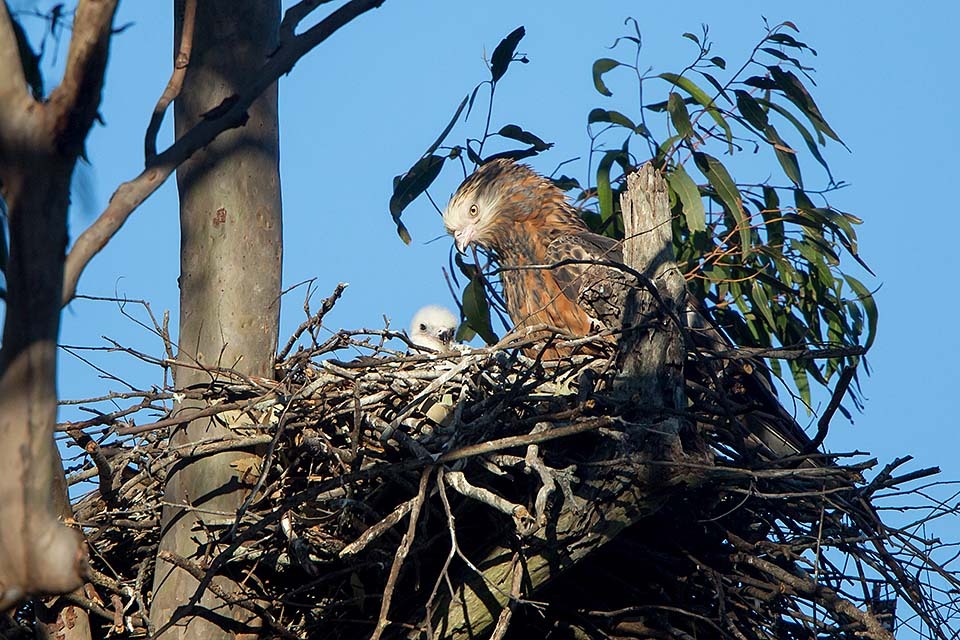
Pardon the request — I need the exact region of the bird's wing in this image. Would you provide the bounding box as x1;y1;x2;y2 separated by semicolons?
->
686;304;816;464
539;225;814;464
544;231;817;464
542;230;634;331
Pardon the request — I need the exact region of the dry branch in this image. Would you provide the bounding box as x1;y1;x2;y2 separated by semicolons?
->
47;305;960;639
61;0;388;304
143;0;196;161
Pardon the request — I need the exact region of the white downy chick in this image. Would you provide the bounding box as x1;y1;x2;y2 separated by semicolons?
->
409;305;458;353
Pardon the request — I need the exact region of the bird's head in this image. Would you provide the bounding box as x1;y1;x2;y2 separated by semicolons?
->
443;159;552;253
409;305;458;349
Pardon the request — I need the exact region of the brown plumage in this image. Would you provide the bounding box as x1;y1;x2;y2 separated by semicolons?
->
443;159;818;465
443;159;633;353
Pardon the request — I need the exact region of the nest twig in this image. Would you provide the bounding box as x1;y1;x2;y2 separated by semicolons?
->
51;291;960;640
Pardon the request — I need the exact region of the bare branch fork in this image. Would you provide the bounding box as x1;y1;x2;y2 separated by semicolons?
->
278;281;349;361
61;0;388;305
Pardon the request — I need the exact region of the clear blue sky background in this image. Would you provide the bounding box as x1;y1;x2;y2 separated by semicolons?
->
18;0;956;630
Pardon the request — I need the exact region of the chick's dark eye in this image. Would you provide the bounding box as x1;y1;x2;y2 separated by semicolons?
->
468;204;479;217
419;323;427;332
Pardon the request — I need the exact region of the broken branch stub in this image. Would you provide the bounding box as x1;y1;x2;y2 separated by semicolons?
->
615;163;687;429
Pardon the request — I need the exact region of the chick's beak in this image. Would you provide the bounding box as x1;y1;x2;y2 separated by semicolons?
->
453;226;476;253
437;328;454;346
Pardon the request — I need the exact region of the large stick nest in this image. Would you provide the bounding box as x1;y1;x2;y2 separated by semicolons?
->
41;290;959;639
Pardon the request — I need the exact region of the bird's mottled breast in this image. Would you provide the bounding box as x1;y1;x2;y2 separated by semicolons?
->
492;213;596;339
452;160;605;349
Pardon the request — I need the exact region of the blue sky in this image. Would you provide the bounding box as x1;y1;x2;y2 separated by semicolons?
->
27;0;957;628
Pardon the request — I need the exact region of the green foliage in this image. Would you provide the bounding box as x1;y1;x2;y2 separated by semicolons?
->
388;26;537;248
459;275;497;345
490;26;526;83
390;20;876;410
389;26;543;343
592;58;620;97
389;154;444;244
582;19;874;410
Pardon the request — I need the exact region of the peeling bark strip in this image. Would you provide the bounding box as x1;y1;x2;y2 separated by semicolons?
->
424;164;690;638
0;0;119;611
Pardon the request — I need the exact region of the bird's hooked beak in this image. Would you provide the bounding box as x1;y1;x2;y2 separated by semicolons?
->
437;327;454;346
453;226;477;253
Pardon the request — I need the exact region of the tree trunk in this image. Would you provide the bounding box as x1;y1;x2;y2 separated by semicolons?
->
149;2;282;638
34;451;94;640
423;165;689;637
0;0;118;612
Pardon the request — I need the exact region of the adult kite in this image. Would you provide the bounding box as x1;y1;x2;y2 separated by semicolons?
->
444;159;629;350
442;158;815;462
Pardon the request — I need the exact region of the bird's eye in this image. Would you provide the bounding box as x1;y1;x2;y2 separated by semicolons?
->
419;323;427;332
468;204;479;217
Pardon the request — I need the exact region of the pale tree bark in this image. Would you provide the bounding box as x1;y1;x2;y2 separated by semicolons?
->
33;458;94;640
424;165;689;638
0;0;118;613
149;2;283;638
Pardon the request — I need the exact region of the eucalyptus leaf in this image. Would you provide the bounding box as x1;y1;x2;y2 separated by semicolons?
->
592;58;620;96
484;147;543;163
659;72;733;151
760;186;784;247
734;90;769;131
461;277;498;344
666;164;705;232
693;152;750;257
844;275;878;350
766;124;802;187
389;154;445;243
424;94;469;157
757;97;833;179
697;71;731;104
788;359;813;410
497;124;551;150
596;150;619;222
766;32;816;54
751;280;777;329
490;26;526;83
667;92;695;139
768;66;842;144
588;108;638;132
